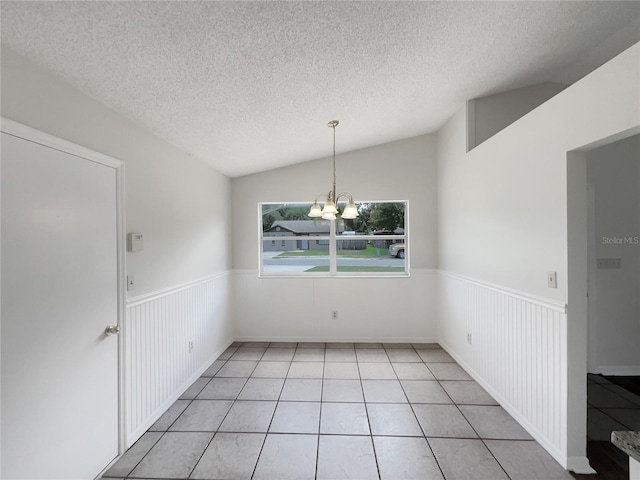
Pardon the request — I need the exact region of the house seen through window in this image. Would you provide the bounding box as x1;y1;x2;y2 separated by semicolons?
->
260;201;407;276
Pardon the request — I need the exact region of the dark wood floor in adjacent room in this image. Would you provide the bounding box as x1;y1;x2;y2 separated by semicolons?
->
571;441;629;480
571;375;639;480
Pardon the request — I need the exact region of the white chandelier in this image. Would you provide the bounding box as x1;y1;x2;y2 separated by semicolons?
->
308;120;359;221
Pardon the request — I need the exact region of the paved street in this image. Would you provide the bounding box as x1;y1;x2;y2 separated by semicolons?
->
262;252;404;272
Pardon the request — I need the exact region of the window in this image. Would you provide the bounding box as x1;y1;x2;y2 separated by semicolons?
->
260;201;408;276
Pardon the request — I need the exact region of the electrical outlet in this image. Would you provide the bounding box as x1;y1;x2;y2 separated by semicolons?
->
467;332;472;344
331;310;338;320
188;340;194;353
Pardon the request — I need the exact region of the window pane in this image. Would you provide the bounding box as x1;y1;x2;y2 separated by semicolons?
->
262;203;331;235
341;201;405;236
338;201;406;274
262;239;329;274
260;201;408;276
335;238;406;273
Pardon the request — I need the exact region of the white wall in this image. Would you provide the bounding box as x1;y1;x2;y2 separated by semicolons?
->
467;82;567;150
232;134;438;341
439;43;639;301
437;42;640;471
1;46;234;448
587;135;640;375
1;47;232;295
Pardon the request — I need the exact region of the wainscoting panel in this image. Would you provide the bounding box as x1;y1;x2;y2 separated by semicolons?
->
233;269;438;343
124;273;233;447
437;271;569;466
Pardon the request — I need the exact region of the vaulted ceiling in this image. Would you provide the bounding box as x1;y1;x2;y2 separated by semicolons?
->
2;1;639;177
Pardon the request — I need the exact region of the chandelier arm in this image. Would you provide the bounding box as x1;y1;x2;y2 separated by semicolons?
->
313;193;330;203
335;192;354;203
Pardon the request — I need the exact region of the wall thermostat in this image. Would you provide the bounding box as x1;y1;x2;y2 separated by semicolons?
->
127;233;144;252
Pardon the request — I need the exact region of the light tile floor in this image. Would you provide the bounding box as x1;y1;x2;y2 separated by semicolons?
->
103;342;574;480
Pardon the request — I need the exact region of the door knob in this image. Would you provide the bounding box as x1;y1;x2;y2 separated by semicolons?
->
105;324;121;336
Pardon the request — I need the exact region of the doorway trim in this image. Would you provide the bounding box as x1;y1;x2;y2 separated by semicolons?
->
566;125;639;473
1;117;128;455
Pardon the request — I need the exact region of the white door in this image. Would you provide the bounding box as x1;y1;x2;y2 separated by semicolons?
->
1;125;121;479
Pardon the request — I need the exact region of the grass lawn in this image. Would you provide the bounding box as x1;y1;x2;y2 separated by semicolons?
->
277;245;389;258
304;266;404;273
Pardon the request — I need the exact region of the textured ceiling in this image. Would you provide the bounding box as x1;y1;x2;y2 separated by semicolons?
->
1;1;639;177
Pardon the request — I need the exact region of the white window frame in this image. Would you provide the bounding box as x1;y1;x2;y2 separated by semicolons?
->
258;200;409;278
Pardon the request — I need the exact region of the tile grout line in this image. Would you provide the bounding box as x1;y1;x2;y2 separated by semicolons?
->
128;374;211;478
401;344;448;480
245;345;281;480
126;343;382;478
110;342;562;480
314;348;326;480
118;430;165;479
249;343;298;480
357;349;382;480
434;363;515;480
123;353;233;479
188;346;262;479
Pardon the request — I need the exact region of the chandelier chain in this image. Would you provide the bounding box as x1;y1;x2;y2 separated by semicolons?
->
332;121;337;201
308;119;358;221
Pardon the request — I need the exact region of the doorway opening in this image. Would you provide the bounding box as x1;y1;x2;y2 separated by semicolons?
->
567;131;640;480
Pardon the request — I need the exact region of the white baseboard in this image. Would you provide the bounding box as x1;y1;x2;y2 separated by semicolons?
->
234;336;440;344
630;456;640;480
566;456;596;474
124;338;233;448
438;339;569;470
591;366;640;376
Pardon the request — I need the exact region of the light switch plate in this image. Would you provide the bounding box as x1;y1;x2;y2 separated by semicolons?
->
597;258;622;269
548;271;557;288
